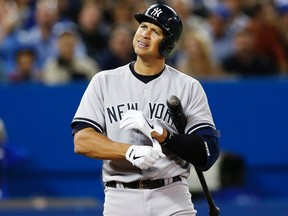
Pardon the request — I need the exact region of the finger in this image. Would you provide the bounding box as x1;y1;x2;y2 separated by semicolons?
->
120;110;140;124
119;113;135;125
119;117;137;130
157;151;166;158
149;150;160;160
122;110;145;127
121;110;139;121
145;153;159;162
152;140;162;152
137;161;149;169
140;164;149;170
142;161;155;169
152;141;166;158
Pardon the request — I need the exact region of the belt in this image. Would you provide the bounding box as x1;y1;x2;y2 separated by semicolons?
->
106;176;181;189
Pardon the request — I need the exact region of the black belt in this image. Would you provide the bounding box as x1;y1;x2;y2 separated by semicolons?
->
106;176;181;189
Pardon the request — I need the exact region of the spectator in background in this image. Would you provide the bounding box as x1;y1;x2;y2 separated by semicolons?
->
0;59;6;83
17;0;86;73
204;3;235;64
98;24;135;70
0;0;34;38
165;0;209;33
76;0;110;63
220;0;250;35
56;0;81;23
108;0;152;31
163;0;210;67
17;0;61;71
110;0;135;26
42;30;98;85
221;28;277;76
277;4;288;66
0;0;24;74
245;2;288;74
200;0;219;9
8;45;40;83
176;30;223;80
13;0;35;30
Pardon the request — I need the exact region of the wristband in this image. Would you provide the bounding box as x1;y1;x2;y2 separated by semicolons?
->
161;130;174;146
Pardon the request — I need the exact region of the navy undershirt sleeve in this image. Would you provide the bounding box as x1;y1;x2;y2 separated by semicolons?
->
71;122;101;135
164;133;207;168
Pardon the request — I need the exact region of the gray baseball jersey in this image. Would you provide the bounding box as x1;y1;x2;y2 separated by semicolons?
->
72;62;215;183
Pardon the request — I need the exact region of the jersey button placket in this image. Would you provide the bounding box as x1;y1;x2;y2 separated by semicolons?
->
143;88;148;103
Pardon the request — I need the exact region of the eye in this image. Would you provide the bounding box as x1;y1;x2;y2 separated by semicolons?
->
140;24;147;29
152;29;160;35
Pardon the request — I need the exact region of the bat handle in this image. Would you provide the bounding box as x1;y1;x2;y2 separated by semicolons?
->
167;95;220;215
195;168;220;216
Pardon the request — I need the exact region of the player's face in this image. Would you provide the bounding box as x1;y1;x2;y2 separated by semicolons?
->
133;22;164;58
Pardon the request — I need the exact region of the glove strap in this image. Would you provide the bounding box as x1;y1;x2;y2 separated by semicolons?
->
125;146;134;160
161;130;174;146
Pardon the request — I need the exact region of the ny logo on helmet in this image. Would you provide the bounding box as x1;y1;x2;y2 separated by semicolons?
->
150;7;163;17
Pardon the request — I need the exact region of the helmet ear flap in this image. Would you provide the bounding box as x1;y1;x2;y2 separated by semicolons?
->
159;35;175;58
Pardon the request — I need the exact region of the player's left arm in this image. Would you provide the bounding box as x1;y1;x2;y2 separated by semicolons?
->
153;81;220;171
152;126;220;171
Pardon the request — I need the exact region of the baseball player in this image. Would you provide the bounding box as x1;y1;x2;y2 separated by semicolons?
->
71;3;220;216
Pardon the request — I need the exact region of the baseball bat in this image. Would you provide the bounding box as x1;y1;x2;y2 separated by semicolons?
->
167;95;220;216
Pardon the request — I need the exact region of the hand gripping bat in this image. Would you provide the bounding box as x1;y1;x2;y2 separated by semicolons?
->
167;95;220;216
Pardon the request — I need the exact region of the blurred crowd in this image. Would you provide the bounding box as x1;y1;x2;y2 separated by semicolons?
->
0;0;288;85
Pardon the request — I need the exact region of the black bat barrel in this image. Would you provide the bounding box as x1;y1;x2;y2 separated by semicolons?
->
166;95;187;134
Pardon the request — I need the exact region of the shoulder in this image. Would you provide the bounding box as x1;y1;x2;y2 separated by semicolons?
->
164;64;200;85
163;64;207;99
91;63;131;82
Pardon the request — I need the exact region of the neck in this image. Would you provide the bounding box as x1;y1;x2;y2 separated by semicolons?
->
134;56;165;75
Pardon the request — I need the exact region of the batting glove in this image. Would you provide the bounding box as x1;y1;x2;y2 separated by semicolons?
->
125;145;164;169
120;110;165;157
119;110;163;142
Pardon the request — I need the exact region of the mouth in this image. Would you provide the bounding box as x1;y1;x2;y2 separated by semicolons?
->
137;40;149;48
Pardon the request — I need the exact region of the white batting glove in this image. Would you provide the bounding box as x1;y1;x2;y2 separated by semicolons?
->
152;139;164;154
125;145;164;169
120;110;152;138
119;110;164;142
120;110;165;157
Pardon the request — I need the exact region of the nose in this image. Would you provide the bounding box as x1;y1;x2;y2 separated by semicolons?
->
141;29;150;39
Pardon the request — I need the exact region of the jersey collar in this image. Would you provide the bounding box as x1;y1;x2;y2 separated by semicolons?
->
129;62;164;84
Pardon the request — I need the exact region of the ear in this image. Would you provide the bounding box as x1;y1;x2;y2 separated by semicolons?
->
159;35;175;58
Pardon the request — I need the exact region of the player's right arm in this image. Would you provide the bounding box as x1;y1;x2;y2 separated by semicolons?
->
71;74;164;169
73;126;164;170
74;127;130;160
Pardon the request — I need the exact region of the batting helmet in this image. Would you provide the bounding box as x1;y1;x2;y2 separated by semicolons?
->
134;4;183;57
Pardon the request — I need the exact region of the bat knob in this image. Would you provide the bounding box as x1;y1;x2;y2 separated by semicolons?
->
209;206;220;216
167;95;180;107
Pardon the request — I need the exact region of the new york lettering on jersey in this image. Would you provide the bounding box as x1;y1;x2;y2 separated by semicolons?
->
106;102;173;125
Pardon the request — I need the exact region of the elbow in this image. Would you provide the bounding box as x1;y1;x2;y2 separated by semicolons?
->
73;132;88;155
196;137;220;171
74;143;83;155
